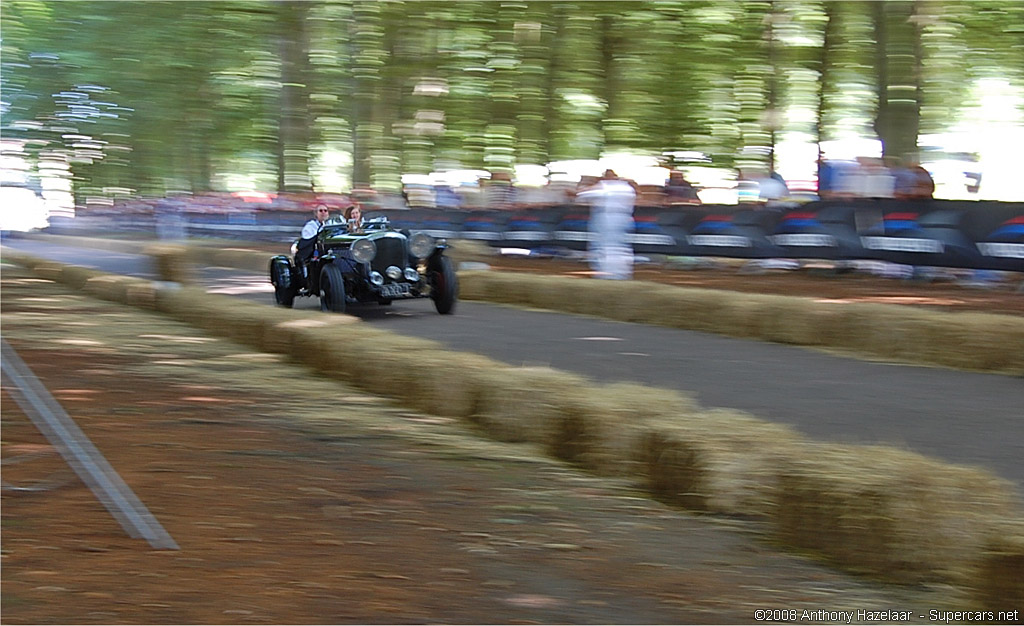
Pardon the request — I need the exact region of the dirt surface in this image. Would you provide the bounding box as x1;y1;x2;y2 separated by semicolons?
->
0;262;964;625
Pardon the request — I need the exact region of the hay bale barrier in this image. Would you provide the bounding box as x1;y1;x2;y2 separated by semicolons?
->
975;526;1024;614
774;444;1020;585
4;248;1023;603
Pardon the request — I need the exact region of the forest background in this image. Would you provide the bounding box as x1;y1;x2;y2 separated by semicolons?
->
2;0;1023;205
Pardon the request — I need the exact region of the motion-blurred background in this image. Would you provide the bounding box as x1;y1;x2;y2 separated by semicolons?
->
2;0;1022;223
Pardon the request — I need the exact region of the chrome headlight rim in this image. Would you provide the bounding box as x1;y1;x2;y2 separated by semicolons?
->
351;238;377;263
409;232;435;259
369;271;384;286
385;265;402;280
403;267;420;282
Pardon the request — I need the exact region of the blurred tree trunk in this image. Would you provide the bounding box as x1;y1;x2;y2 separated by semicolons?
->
816;0;839;176
873;0;922;162
350;1;383;187
542;4;566;164
599;12;623;149
276;0;312;192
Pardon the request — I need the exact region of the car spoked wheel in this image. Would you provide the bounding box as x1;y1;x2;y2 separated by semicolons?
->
319;263;347;313
429;255;458;315
270;259;296;308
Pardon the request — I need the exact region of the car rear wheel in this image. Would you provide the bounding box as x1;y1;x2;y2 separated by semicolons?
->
270;258;296;308
429;255;458;315
319;263;346;313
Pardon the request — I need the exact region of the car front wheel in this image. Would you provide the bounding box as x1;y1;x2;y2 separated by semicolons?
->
319;263;347;313
429;255;458;315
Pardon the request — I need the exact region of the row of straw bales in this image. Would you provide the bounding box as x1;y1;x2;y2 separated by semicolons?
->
3;246;1021;605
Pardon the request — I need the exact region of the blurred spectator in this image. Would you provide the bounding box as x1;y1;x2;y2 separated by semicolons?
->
757;170;790;207
155;195;187;240
403;183;436;208
485;171;516;209
850;157;895;199
434;184;461;209
577;169;636;280
574;175;600;202
665;170;701;206
893;160;935;200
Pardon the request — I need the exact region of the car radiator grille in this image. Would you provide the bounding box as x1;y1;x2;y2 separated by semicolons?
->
371;237;408;277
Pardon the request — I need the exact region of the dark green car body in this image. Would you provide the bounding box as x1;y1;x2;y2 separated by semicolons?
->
269;216;458;314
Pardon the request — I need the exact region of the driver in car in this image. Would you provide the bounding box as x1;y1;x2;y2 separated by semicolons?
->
296;204;331;276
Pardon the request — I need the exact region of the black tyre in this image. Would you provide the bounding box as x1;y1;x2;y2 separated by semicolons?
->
429;255;458;315
319;263;347;313
270;258;297;308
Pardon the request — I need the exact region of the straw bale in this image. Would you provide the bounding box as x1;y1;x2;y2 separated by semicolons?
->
574;384;701;477
81;274;138;303
446;239;496;265
152;284;209;318
260;310;345;355
638;429;710;510
774;444;1019;583
29;261;65;282
973;523;1024;613
57;265;104;289
145;243;194;283
926;312;1024;373
211;303;283;347
756;299;848;346
353;347;497;419
636;409;804;518
202;248;270;274
468;365;593;445
124;281;159;310
284;316;368;366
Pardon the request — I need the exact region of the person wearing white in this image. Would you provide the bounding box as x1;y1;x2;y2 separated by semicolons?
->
296;204;331;273
578;170;636;280
301;204;330;240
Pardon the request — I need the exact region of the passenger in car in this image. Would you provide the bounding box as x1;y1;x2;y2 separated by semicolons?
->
344;204;363;233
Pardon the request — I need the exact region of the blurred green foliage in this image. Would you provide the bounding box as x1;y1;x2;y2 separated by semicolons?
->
1;0;1021;198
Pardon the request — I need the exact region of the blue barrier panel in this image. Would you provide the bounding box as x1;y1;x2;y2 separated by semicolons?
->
552;207;592;251
417;208;467;239
685;208;783;259
500;207;566;248
461;210;510;244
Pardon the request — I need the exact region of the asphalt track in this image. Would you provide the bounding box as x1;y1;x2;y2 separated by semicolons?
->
4;237;1022;492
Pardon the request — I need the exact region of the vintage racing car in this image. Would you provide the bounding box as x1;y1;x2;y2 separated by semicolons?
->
268;215;458;314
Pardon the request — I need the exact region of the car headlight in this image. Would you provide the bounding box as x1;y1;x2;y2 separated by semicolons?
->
351;239;376;263
385;265;402;280
369;271;384;286
409;232;435;259
404;267;420;282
